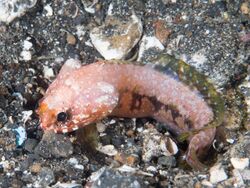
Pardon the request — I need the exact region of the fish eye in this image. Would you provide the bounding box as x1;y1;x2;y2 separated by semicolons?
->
57;112;68;122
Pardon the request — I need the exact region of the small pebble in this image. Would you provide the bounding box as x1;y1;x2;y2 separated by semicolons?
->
68;158;84;170
114;153;138;166
230;158;249;170
241;169;250;181
68;157;78;165
29;163;42;174
44;4;53;17
209;164;228;184
52;182;82;188
201;180;213;187
67;33;77;45
241;2;249;15
13;126;27;147
43;66;54;79
109;119;116;124
97;144;118;156
154;20;171;45
35;167;55;187
126;130;135;137
146;166;157;173
157;156;176;168
86;168;144;187
90;14;143;60
24;138;38;153
96;122;106;133
20;50;32;61
34;131;73;158
0;108;7;127
137;35;164;61
232;169;244;187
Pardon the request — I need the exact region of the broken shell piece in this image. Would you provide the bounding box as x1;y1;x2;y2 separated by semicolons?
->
81;0;98;14
230;158;249;170
117;165;137;173
12;126;27;147
90;14;143;60
52;182;82;188
160;137;178;156
0;0;37;23
137;35;165;61
97;144;118;156
142;126;178;162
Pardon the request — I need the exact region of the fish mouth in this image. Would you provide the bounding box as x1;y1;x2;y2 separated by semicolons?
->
41;118;94;133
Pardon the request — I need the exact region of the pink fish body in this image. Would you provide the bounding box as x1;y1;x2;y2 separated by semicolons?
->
37;56;225;170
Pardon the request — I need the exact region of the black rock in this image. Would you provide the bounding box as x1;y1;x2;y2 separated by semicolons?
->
34;131;73;158
24;138;39;153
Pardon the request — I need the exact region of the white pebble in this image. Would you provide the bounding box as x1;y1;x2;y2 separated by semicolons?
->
43;65;54;79
109;119;116;124
209;164;228;184
97;144;118;156
96;122;106;133
232;169;244;187
230;158;249;170
44;4;53;17
20;50;32;61
201;180;213;187
146;166;157;172
23;39;33;50
137;36;164;61
226;138;235;144
68;157;78;165
117;165;137;173
74;164;84;170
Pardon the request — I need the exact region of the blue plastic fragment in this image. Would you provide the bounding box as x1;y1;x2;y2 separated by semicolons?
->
13;126;27;147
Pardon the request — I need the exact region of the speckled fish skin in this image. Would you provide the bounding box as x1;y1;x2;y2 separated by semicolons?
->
37;56;225;170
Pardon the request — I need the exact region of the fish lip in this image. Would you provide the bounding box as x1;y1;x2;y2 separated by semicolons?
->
40;117;93;133
40;121;81;133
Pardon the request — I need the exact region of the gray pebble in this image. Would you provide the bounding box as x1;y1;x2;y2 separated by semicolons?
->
157;156;177;168
34;131;73;158
36;167;55;187
24;138;39;153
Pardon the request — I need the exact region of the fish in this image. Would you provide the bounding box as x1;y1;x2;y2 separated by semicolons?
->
37;54;225;170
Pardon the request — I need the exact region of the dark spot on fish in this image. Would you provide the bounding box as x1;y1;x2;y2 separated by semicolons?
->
147;95;164;112
185;119;193;130
130;92;142;111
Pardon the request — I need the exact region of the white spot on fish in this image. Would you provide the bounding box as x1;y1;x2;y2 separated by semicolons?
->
97;82;115;93
73;119;79;124
95;95;110;104
92;108;98;113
